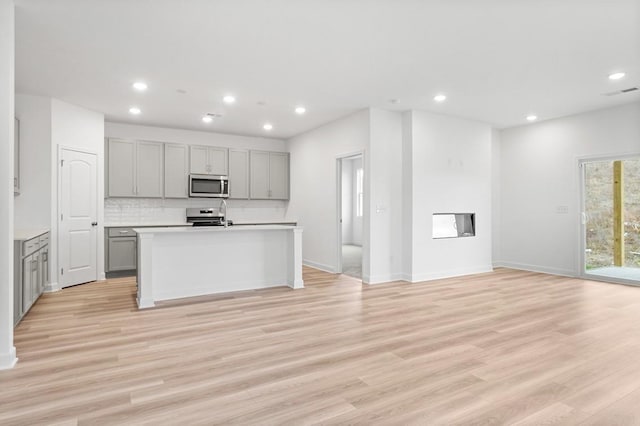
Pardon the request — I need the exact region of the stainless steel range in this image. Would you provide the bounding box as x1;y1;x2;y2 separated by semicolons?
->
186;205;232;227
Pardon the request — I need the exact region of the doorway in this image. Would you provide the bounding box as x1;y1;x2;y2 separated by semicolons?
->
337;154;364;279
59;148;98;288
581;156;640;284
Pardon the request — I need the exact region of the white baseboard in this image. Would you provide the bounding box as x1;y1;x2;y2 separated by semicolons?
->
44;281;61;293
408;265;494;283
363;273;406;285
494;261;575;277
303;259;337;274
137;297;155;309
0;346;17;370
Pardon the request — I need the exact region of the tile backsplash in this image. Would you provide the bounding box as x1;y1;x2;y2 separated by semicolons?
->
105;198;291;225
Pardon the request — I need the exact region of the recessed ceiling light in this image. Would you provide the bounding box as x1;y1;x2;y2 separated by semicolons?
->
263;123;273;131
132;81;147;91
295;106;306;115
223;95;236;104
129;107;141;115
526;115;538;121
202;115;213;123
434;94;447;102
608;72;626;80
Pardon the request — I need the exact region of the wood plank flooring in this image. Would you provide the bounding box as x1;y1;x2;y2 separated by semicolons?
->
3;267;640;425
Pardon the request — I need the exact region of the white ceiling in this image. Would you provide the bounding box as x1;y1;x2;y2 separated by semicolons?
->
14;0;640;139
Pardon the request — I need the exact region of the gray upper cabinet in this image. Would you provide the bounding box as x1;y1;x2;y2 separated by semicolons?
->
190;145;228;175
228;149;249;199
164;143;189;198
108;139;136;197
269;152;289;200
250;151;289;200
107;139;163;198
14;117;19;195
136;141;164;197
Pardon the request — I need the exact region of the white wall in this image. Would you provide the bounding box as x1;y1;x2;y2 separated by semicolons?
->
367;108;403;283
405;110;493;281
491;129;501;264
50;99;105;285
14;94;51;229
104;122;290;224
401;112;414;279
498;102;640;276
286;110;369;273
0;0;16;369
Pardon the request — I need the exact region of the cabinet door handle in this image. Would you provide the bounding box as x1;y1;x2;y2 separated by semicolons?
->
91;222;98;227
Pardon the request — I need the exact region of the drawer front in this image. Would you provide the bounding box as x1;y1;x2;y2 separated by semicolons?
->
108;227;136;237
23;238;40;255
39;233;49;246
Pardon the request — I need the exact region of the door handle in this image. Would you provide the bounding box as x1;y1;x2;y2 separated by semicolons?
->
91;222;98;227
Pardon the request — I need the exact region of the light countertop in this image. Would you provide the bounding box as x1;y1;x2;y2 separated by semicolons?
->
104;222;191;228
134;224;301;235
14;228;49;241
105;221;296;228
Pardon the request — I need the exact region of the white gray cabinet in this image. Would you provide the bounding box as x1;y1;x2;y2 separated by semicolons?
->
136;141;164;197
164;143;189;198
228;149;249;199
107;139;164;198
105;228;137;275
14;231;49;326
190;145;228;176
14;117;19;195
107;139;136;197
250;151;289;200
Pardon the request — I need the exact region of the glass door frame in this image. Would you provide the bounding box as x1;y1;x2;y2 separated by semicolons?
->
579;153;640;286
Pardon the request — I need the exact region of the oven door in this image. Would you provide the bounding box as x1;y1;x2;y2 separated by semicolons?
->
189;175;228;198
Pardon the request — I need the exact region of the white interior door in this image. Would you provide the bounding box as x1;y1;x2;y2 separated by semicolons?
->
60;148;97;287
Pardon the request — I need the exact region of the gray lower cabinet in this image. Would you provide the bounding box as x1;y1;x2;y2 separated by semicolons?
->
105;228;137;276
14;231;49;326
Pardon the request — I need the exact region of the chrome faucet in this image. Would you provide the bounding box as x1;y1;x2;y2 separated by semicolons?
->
220;199;228;228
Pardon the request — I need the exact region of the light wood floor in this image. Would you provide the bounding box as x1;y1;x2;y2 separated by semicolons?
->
3;268;640;425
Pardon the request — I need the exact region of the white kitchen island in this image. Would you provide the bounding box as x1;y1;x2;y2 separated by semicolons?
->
134;225;304;308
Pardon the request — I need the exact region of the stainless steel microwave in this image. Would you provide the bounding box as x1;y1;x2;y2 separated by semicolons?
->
189;174;229;198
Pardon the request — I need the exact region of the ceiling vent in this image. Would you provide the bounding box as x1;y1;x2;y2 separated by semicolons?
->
603;87;639;96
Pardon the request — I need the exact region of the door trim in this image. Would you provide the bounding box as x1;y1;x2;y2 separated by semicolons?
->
57;145;99;289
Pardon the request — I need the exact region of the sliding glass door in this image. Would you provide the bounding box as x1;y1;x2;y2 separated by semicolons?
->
582;157;640;284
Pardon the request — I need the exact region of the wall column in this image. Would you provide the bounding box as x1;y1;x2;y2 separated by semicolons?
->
0;0;17;370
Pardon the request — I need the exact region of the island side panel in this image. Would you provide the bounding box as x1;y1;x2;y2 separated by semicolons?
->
288;228;304;289
136;233;155;309
151;228;292;301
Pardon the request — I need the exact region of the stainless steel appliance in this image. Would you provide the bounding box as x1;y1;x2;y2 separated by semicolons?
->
186;207;232;227
189;174;229;198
